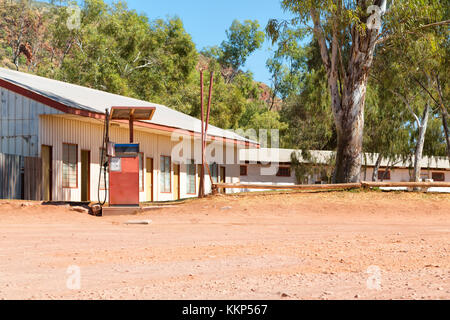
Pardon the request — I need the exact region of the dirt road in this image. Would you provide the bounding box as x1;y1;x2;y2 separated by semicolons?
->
0;191;449;300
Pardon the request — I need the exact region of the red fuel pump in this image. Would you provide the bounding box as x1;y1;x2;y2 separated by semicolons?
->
109;144;140;206
98;106;155;215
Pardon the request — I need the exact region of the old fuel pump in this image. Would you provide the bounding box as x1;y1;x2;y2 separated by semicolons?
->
97;106;155;215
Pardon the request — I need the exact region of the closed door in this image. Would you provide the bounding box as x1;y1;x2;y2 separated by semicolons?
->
197;164;202;190
81;150;90;202
146;158;153;202
41;145;52;201
173;164;180;200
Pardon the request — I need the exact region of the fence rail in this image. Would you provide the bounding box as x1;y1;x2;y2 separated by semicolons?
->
213;181;450;193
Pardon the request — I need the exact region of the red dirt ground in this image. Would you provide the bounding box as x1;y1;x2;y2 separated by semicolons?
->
0;191;449;300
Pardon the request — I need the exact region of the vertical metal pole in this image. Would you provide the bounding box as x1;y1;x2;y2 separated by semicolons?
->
205;71;214;134
204;71;215;187
199;70;205;198
129;115;134;143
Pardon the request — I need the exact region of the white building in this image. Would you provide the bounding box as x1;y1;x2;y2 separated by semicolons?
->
239;149;450;192
0;68;258;202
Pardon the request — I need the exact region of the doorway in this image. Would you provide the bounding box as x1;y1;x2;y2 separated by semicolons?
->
146;158;153;202
173;164;180;200
81;150;90;202
41;145;52;201
220;166;226;194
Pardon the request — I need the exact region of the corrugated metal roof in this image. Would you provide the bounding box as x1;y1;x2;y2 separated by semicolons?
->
0;68;258;145
240;148;450;170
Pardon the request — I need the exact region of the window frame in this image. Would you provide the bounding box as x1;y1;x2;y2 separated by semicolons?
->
62;143;78;189
186;160;196;195
432;172;445;182
276;166;291;177
240;165;248;177
160;155;172;193
210;163;219;183
378;170;391;181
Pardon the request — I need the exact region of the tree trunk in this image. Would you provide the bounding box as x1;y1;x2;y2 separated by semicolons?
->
309;8;380;183
332;22;378;183
413;104;430;183
333;77;368;183
372;155;382;182
380;160;393;182
363;153;368;181
435;76;450;162
440;107;450;162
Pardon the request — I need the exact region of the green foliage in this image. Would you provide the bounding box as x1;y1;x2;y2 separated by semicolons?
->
291;150;336;184
219;19;265;70
363;83;411;159
0;0;286;137
271;37;336;151
372;0;449;159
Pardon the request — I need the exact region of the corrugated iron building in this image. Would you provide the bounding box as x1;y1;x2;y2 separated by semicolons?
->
0;68;258;202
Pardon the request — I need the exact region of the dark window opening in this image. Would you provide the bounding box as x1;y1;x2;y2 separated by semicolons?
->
277;167;291;177
240;165;248;176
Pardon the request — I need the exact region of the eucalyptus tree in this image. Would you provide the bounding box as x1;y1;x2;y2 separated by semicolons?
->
267;0;448;183
203;20;265;83
363;84;411;181
372;26;447;182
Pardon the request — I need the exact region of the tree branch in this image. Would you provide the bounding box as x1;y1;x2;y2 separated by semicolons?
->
413;77;440;107
377;20;450;45
310;8;331;73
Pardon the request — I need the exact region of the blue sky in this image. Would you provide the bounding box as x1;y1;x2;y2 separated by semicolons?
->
108;0;295;84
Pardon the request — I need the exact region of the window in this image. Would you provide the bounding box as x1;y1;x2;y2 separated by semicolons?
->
378;170;391;180
99;148;109;190
432;172;445;182
139;153;144;191
240;165;248;176
186;160;196;194
160;156;171;193
210;163;219;183
63;143;77;188
277;166;291;177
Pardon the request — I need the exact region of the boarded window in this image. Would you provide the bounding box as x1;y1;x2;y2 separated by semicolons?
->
240;165;248;176
277;167;291;177
432;172;445;182
160;156;171;193
378;170;391;180
186;160;196;194
63;143;77;188
99;148;109;190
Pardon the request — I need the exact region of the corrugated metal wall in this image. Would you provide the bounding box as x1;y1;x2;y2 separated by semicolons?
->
24;156;42;200
0;153;43;200
0;87;62;157
0;153;22;199
39;115;240;202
